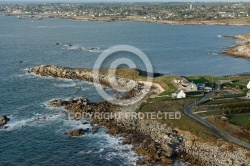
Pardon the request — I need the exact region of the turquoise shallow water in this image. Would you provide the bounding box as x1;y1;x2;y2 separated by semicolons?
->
0;15;249;165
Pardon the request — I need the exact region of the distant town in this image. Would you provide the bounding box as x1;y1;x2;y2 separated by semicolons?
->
1;2;250;25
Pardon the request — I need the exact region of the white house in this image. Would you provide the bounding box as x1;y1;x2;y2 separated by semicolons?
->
204;86;213;92
174;77;184;84
247;90;250;98
172;89;186;99
173;77;198;92
182;82;198;92
247;81;250;89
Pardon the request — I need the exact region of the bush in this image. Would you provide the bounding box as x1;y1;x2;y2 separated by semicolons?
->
220;101;250;114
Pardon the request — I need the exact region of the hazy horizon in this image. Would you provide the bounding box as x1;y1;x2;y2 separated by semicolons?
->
0;0;250;3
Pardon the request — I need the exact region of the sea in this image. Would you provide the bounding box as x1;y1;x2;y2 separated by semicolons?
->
0;15;249;166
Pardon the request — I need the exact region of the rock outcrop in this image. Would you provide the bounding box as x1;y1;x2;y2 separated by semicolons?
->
68;128;89;137
0;115;10;126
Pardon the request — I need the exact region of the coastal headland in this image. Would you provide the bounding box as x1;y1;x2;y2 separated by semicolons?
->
29;65;250;165
222;34;250;59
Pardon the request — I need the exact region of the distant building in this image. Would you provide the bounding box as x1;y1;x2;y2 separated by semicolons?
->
174;77;197;92
197;83;213;92
204;86;213;92
247;81;250;89
182;82;198;92
247;90;250;98
172;89;186;99
197;83;205;91
189;4;193;10
174;77;185;84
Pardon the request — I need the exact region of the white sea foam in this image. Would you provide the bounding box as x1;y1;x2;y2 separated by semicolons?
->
2;102;139;165
53;82;76;88
86;130;140;165
18;68;95;89
41;100;65;111
33;113;42;116
78;150;92;155
77;147;105;155
66;45;82;50
0;115;36;131
22;72;55;80
85;50;102;53
0;113;65;131
63;118;92;129
14;68;33;78
22;67;30;71
55;77;75;82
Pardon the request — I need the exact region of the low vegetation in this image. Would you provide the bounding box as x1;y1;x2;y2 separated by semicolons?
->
139;99;220;142
185;75;225;85
207;116;250;143
227;114;250;127
220;101;250;114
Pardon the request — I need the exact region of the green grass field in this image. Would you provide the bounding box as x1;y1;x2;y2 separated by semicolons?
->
185;75;226;84
157;76;177;92
227;114;250;126
196;110;223;117
139;99;220;141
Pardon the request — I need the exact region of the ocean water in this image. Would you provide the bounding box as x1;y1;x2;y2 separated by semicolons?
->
0;16;250;165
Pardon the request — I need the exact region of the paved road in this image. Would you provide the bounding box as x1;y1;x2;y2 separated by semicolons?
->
183;86;250;149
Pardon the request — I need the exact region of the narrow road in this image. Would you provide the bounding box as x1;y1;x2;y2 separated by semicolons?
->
183;85;250;149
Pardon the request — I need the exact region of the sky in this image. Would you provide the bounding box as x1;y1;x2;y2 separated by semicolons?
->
0;0;249;4
0;0;250;2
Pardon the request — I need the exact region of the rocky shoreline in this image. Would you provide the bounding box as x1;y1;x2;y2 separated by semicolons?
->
48;97;185;165
31;65;182;165
31;65;250;166
222;35;250;59
47;97;250;166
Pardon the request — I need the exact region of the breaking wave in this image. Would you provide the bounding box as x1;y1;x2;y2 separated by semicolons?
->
53;82;76;88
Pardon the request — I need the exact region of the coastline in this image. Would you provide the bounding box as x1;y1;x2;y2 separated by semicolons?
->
31;65;184;165
30;65;250;165
222;35;250;59
5;13;250;27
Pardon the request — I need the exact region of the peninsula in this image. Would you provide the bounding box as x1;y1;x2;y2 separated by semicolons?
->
222;34;250;59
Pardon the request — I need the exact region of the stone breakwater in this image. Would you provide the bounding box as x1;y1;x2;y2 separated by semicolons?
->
31;65;163;102
48;97;185;165
31;65;138;91
222;35;250;59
